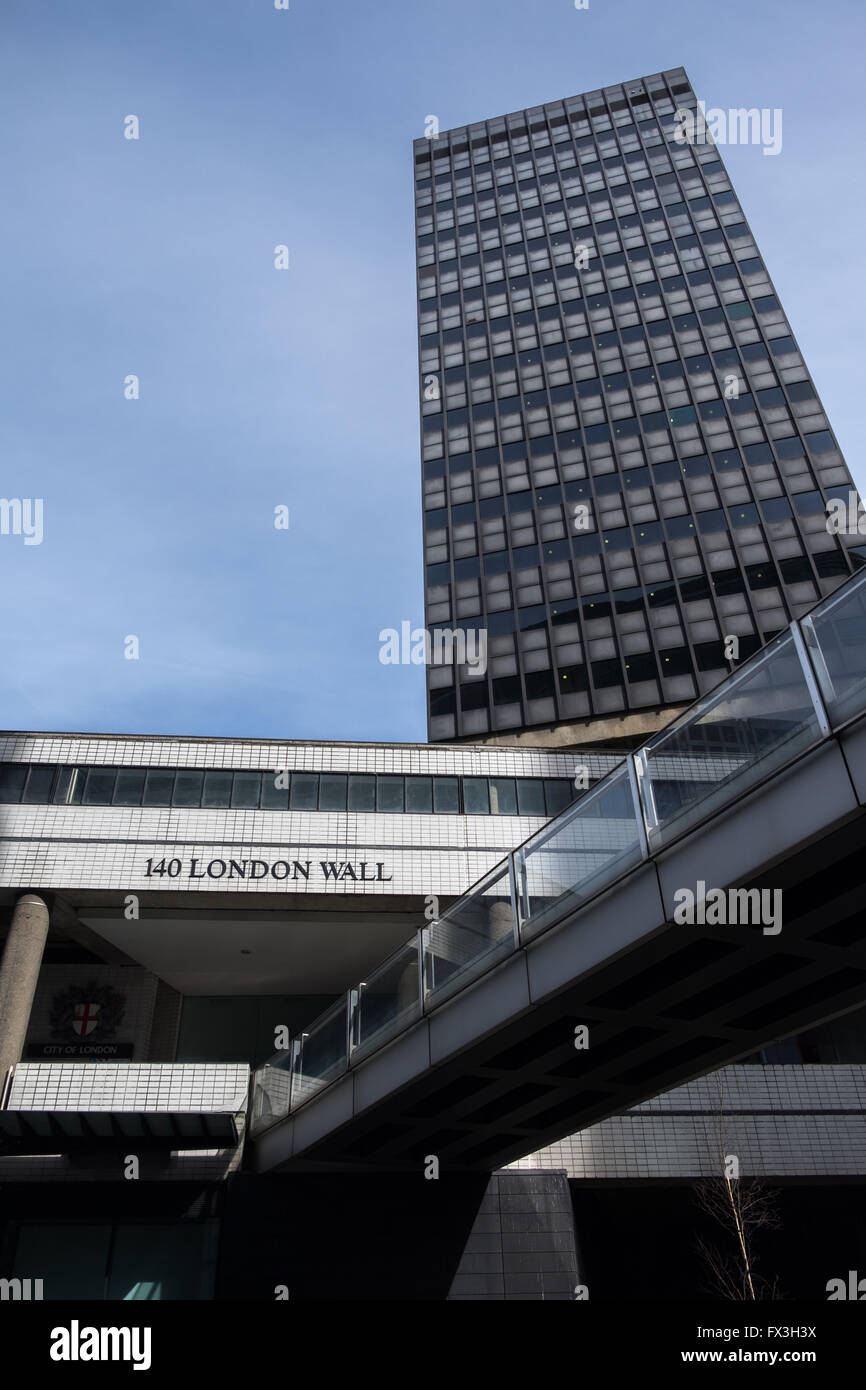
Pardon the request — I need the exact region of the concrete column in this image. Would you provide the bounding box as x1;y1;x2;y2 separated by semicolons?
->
0;892;50;1092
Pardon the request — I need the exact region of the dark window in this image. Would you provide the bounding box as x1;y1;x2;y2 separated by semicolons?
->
512;545;540;569
261;774;289;810
479;496;506;518
348;774;376;812
525;668;555;699
815;550;849;578
289;773;319;811
144;770;177;806
376;776;404;813
744;442;773;466
430;687;457;716
463;778;489;814
405;777;433;814
22;766;57;803
602;526;633;550
173;771;204;807
0;765;27;801
454;556;480;580
665;514;697;539
82;769;118;805
647;581;678;608
460;681;489;710
659;646;693;676
614;588;645;614
489;778;518;815
231;772;262;809
713;348;740;369
624;652;658;683
779;556;814;585
741;341;769;362
805;430;836;454
493;674;522;704
592;658;623;688
516;779;546;816
433;777;459;814
582;594;611;620
786;380;816;402
596;474;623;495
793;490;825;516
694;639;726;670
775;436;805;459
319;775;348;812
679;575;711;603
697;509;727;533
760;496;793;521
552;651;586;689
544;780;573;816
746;563;779;590
712;569;745;597
623;467;651;489
585;423;611;444
202;767;234;811
112;770;146;806
488;609;517;633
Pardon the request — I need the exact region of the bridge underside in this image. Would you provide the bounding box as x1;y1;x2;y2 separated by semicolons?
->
253;731;866;1172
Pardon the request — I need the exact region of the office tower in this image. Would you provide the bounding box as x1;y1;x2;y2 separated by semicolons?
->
415;67;862;746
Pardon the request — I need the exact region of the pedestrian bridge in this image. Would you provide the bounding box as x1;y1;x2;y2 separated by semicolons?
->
250;567;866;1172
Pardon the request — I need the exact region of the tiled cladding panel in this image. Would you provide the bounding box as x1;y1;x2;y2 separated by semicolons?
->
7;1062;250;1113
508;1066;866;1178
0;807;560;896
0;736;621;896
0;734;613;778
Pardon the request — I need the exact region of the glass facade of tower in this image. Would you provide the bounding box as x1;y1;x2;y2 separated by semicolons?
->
415;67;862;743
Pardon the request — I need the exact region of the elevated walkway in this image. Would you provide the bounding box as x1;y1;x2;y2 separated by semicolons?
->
239;568;866;1168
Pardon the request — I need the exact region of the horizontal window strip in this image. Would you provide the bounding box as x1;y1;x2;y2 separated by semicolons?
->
0;764;580;818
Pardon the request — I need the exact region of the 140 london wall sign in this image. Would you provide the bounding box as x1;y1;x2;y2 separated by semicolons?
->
143;856;393;882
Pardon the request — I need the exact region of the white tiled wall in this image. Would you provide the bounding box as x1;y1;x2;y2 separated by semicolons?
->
508;1066;866;1178
7;1061;249;1113
0;734;622;898
0;732;618;779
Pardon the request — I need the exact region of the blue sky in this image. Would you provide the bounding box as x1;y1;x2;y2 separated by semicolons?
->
0;0;862;743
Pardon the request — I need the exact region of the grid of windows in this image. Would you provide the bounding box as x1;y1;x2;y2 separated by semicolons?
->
0;764;576;817
415;67;860;740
